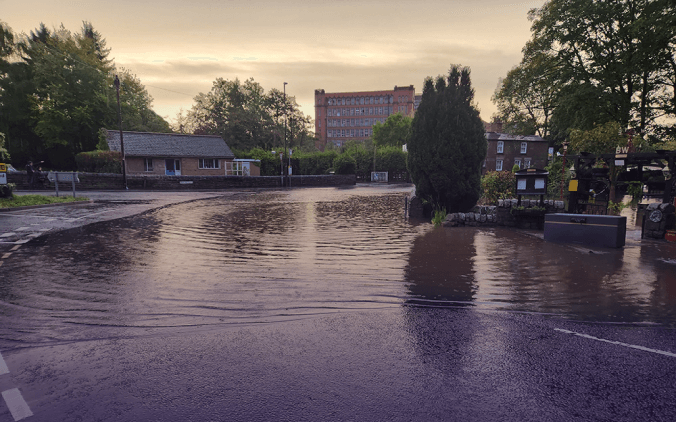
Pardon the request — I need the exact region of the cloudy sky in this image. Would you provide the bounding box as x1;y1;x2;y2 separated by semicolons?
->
4;0;545;125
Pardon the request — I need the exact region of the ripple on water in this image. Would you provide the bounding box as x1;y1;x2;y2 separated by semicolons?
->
1;187;675;348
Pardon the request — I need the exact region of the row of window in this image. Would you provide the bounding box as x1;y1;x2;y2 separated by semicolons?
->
496;141;528;154
328;128;373;138
327;118;385;128
327;106;393;117
495;158;532;171
325;96;394;106
142;158;222;172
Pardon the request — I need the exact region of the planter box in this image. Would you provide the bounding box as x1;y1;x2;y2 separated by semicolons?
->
544;213;627;248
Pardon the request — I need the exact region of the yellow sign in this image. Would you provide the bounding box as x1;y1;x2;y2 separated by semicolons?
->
0;163;6;172
569;180;579;192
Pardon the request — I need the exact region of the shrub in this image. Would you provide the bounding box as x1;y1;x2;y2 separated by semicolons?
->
334;154;356;175
480;171;515;204
75;151;122;173
0;183;14;198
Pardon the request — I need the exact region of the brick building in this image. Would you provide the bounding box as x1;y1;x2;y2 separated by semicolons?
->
484;132;549;174
107;130;260;177
314;85;416;149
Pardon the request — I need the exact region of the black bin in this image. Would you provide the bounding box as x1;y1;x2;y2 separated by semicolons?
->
544;213;627;248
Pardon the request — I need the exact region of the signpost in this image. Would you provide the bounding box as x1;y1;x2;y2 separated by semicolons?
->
48;172;80;198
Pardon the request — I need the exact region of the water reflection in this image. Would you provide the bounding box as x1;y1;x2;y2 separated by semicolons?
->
0;188;422;348
404;226;676;325
2;187;675;350
404;228;477;306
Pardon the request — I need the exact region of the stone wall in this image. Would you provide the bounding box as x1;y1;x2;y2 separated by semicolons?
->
8;171;356;191
407;195;565;230
443;199;565;229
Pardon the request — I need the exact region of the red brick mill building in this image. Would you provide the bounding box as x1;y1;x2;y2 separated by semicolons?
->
314;86;416;149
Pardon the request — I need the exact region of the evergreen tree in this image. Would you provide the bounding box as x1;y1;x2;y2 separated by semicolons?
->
408;65;487;213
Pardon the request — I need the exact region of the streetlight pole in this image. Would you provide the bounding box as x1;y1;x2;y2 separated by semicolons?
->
559;142;568;200
113;75;127;190
283;82;288;187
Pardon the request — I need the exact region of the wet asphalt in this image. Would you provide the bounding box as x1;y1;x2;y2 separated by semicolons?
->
0;187;675;422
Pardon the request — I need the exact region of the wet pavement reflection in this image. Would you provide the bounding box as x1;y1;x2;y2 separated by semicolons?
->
1;186;675;350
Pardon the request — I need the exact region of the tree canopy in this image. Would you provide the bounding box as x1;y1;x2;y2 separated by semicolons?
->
0;21;170;169
179;77;316;151
372;112;412;147
493;0;676;145
408;65;487;213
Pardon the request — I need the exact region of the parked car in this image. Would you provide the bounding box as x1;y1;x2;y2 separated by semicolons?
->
6;164;19;173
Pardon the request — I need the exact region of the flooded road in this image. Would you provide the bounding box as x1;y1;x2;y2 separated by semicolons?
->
1;186;676;349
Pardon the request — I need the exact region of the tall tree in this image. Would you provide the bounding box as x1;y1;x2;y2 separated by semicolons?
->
0;22;171;168
372;112;412;147
113;68;172;133
408;65;487;213
185;77;314;151
492;50;558;138
526;0;676;138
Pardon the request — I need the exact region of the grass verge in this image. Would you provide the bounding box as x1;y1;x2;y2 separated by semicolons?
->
0;194;89;209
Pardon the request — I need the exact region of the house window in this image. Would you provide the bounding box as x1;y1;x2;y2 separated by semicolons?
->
514;158;521;169
497;141;504;153
199;158;220;169
496;159;503;171
521;142;528;154
144;158;153;172
225;161;244;176
525;158;532;168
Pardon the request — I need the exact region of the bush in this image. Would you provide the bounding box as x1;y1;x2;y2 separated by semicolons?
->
334;154;356;175
480;171;515;204
75;151;122;173
0;183;14;198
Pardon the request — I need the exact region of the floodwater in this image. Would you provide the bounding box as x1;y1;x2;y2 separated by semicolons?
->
1;186;676;349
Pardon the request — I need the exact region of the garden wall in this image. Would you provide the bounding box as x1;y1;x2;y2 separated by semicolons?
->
8;171;356;191
408;194;565;230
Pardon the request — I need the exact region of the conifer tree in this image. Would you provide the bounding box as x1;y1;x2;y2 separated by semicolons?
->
408;65;487;213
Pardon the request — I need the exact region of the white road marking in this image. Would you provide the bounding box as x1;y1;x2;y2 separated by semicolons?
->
555;328;676;358
0;233;15;238
13;228;30;232
9;245;20;251
14;240;30;245
1;253;11;259
0;352;8;375
1;388;33;421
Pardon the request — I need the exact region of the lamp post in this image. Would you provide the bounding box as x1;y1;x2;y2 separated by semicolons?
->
283;82;288;186
113;75;127;190
559;142;568;200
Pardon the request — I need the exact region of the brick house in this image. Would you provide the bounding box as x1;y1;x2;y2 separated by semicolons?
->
483;132;549;174
106;130;260;176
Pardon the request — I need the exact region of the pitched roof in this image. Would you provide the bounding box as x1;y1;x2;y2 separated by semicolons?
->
485;132;546;142
106;130;234;159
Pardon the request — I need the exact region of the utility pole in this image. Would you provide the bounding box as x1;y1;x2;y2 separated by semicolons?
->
283;82;288;186
114;75;127;190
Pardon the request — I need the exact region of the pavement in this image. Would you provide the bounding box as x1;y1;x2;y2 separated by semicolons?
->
0;190;243;248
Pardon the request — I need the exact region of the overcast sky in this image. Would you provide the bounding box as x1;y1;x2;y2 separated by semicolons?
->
4;0;545;125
